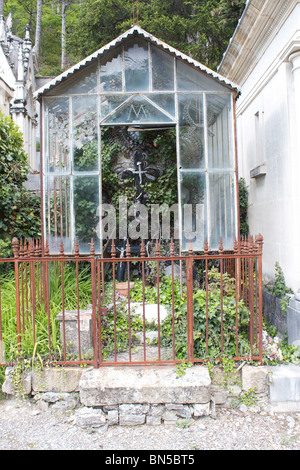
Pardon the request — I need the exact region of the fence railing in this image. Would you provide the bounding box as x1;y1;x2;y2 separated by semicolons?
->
0;235;264;368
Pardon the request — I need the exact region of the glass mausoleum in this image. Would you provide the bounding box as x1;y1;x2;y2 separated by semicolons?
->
35;26;240;254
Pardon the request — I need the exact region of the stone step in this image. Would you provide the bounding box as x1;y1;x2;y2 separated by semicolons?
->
79;365;212;407
268;364;300;412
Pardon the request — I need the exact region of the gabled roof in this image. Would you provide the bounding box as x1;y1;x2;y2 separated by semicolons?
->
34;25;240;99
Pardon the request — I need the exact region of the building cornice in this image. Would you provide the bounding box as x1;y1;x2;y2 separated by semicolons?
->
218;0;299;85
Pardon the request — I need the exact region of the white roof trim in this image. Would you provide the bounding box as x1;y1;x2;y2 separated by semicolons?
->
34;25;240;99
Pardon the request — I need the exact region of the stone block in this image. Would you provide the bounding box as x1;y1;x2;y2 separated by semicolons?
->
287;301;300;347
210;385;229;404
192;403;210;417
119;404;149;426
2;367;32;396
242;365;268;393
75;407;106;428
79;365;211;406
163;405;192;420
146;416;162;425
149;404;165;417
56;309;93;354
32;367;84;393
268;364;300;402
107;409;119;426
262;289;287;339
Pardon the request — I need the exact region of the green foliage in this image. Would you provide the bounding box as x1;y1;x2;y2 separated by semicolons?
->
66;0;246;70
238;177;249;237
272;262;291;298
0;262;93;367
0;111;41;256
4;1;246;74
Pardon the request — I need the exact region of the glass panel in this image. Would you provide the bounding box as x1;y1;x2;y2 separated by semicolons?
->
46;62;98;95
45;175;72;253
44;97;70;173
207;94;234;169
72;95;99;171
209;172;237;250
100;46;123;92
151;45;174;91
102;95;175;125
178;94;205;169
146;93;175;117
73;175;100;253
124;38;149;92
180;171;207;251
177;60;229;92
100;94;128;120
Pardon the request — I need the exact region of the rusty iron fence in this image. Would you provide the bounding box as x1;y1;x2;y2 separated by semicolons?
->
0;235;264;368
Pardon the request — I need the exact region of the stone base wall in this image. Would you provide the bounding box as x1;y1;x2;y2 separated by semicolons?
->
1;364;274;427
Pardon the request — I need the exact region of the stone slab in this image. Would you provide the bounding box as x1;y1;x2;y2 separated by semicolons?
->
79;365;211;406
287;304;300;347
268;364;300;403
242;365;269;393
31;367;85;393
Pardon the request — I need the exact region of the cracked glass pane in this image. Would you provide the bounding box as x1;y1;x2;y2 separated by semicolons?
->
72;95;99;172
44;97;70;173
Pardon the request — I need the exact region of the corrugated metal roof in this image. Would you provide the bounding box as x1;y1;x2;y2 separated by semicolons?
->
34;25;240;99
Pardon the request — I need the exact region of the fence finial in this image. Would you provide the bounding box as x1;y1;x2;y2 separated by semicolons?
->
140;239;145;257
59;239;64;256
126;239;131;258
256;233;264;254
45;239;49;256
219;236;223;253
111;239;116;258
188;239;193;256
170;238;175;257
155;239;160;257
12;237;19;258
75;239;79;256
204;237;208;254
90;238;95;256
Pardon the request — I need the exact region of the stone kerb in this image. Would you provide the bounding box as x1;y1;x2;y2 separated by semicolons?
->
78;366;212;406
2;364;287;425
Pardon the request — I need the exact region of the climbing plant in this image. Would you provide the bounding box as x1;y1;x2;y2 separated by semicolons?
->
0;111;41;257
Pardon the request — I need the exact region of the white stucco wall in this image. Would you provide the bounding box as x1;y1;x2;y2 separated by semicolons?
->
235;3;300;291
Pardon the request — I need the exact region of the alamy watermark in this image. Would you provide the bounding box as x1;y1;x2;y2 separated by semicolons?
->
97;196;204;241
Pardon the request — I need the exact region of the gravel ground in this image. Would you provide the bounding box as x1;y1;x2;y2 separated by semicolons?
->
0;397;299;451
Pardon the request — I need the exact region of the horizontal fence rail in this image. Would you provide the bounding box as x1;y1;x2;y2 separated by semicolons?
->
0;235;264;368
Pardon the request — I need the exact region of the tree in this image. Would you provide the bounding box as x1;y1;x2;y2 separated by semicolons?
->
0;111;41;256
34;0;42;60
66;0;246;70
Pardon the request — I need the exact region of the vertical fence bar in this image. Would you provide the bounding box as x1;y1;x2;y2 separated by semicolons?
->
248;236;255;357
186;241;194;363
0;259;3;363
140;240;147;362
43;241;51;362
219;237;224;354
111;240;117;364
257;234;264;363
170;239;176;361
12;238;21;355
204;238;209;356
90;239;98;368
125;239;132;362
59;240;66;362
97;257;103;366
155;240;161;362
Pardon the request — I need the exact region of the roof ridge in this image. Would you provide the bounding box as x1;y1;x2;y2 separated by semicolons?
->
34;26;240;98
